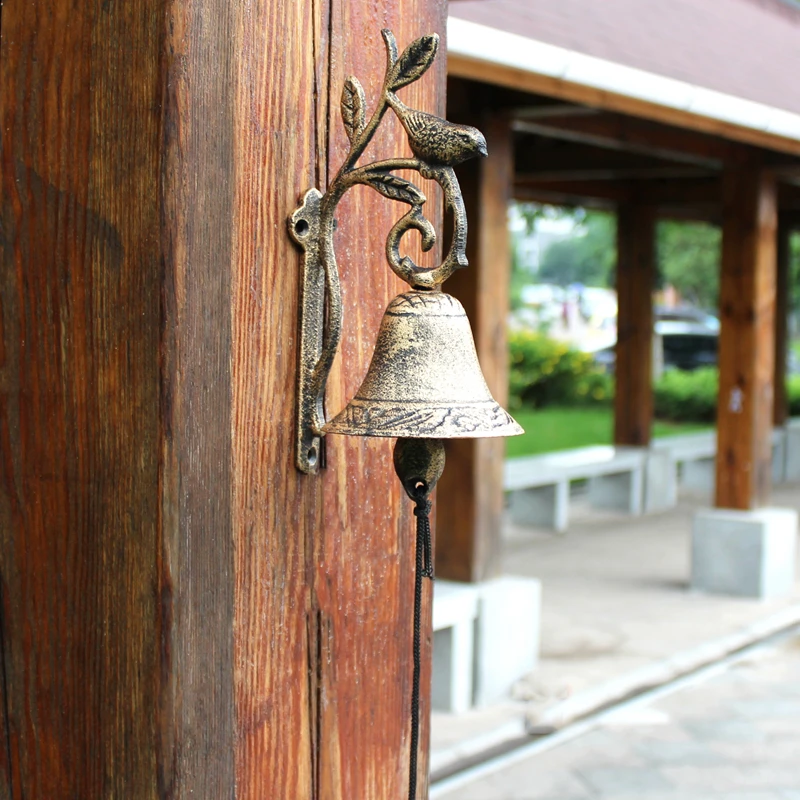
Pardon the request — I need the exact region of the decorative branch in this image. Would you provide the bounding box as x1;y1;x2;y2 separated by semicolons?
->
290;29;488;441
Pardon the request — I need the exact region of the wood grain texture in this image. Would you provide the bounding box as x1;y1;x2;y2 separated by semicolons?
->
436;115;513;583
2;1;446;797
615;204;655;446
159;0;238;794
228;0;319;797
1;2;162;796
315;4;446;797
715;166;777;510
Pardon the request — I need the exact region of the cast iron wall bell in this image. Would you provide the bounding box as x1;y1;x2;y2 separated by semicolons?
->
288;28;522;799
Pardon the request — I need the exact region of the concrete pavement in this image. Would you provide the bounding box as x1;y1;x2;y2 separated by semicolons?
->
436;631;800;799
432;483;800;769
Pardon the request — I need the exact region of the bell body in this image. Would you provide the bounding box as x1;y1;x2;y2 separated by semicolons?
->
324;290;523;438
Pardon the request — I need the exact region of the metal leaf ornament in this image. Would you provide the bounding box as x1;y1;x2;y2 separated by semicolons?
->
363;172;427;207
387;33;439;91
328;28;487;293
341;76;366;143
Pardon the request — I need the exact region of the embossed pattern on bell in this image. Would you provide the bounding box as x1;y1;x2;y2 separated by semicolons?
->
324;291;523;438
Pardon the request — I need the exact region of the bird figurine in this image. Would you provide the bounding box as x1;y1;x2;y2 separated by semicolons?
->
387;92;488;167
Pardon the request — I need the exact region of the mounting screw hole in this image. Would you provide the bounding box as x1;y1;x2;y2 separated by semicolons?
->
307;446;317;467
295;219;310;236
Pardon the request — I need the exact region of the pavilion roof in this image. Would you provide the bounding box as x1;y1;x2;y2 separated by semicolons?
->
448;0;800;116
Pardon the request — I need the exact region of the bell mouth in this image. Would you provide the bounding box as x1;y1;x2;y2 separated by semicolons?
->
323;397;524;439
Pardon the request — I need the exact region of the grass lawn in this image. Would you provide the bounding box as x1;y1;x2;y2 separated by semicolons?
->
506;406;711;458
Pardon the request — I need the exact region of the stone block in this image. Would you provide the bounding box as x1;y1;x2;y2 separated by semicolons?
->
786;422;800;481
588;468;643;515
472;576;542;707
508;481;569;532
644;447;678;512
432;581;479;713
772;427;788;484
682;457;715;495
691;508;798;598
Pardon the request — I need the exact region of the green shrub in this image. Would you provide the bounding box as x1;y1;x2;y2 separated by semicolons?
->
654;367;718;423
508;331;612;409
789;375;800;416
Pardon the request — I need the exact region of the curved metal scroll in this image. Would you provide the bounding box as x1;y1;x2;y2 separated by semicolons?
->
289;28;487;473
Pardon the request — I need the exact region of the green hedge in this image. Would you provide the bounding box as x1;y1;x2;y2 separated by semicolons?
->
508;331;612;409
653;367;718;423
653;369;800;423
509;331;800;421
790;375;800;416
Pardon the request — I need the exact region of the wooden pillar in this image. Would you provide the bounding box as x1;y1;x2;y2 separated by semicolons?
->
614;204;656;446
774;213;798;426
715;166;778;509
1;2;444;798
436;115;513;583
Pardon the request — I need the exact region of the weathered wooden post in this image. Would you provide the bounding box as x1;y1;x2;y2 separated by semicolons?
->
436;113;514;583
615;203;656;447
1;2;445;797
692;158;798;598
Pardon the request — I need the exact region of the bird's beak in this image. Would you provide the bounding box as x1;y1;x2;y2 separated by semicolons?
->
477;138;488;158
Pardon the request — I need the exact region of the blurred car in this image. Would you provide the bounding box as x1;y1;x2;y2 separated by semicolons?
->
654;305;720;331
590;310;719;373
656;320;717;371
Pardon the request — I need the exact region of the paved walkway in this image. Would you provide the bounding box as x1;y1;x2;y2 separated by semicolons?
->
432;483;800;765
437;631;800;799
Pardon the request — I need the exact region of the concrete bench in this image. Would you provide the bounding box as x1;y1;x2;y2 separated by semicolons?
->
653;428;789;494
652;431;717;493
431;582;479;713
504;446;647;532
786;417;800;481
431;577;542;712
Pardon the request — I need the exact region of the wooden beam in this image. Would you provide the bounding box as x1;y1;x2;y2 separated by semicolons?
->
514;104;599;120
715;166;778;509
436;114;513;583
518;166;713;183
516;137;688;171
514;181;628;207
449;53;800;157
615;205;656;446
514;177;721;207
514;184;618;211
513;115;725;168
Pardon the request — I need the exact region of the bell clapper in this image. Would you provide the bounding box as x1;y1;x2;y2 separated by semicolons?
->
393;437;445;800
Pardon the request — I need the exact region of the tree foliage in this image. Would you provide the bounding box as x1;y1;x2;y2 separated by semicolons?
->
790;231;800;315
656;220;721;309
536;211;616;287
509;203;584;308
514;205;800;317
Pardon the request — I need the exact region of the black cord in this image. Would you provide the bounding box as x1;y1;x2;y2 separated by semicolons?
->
409;497;433;800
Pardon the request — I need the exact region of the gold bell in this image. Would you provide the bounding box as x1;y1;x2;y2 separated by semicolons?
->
324;290;523;439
